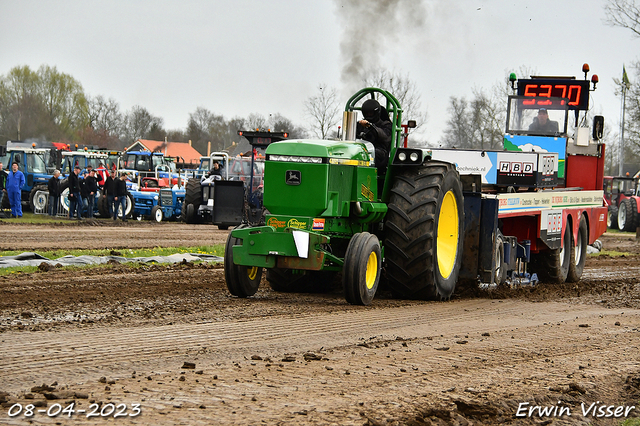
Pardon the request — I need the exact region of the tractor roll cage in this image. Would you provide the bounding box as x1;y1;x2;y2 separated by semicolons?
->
344;88;404;202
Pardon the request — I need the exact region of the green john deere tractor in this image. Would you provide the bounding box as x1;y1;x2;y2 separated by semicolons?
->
224;88;465;305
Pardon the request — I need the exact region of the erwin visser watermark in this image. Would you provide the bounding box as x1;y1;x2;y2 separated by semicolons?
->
516;401;636;419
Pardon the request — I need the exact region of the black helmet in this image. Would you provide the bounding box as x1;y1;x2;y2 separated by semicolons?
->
362;99;381;122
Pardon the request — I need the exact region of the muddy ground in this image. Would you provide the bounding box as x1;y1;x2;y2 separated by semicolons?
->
0;222;639;425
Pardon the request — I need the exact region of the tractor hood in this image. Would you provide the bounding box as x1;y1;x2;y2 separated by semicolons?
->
266;140;370;163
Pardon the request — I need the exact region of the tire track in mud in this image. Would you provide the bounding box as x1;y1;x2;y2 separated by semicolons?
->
1;299;635;392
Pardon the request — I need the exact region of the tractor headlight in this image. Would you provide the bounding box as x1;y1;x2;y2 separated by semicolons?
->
202;190;208;202
410;152;419;162
398;152;407;161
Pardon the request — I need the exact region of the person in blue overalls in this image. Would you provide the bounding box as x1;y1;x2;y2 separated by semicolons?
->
6;162;25;218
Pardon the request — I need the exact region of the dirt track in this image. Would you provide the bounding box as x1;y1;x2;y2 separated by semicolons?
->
0;222;639;425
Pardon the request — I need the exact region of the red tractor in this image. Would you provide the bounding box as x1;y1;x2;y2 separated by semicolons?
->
603;175;640;231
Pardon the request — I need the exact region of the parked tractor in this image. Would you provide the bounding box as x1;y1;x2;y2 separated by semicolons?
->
225;65;608;306
603;175;639;231
0;145;56;212
183;139;283;229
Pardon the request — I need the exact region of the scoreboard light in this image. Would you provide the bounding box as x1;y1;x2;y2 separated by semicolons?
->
517;78;590;111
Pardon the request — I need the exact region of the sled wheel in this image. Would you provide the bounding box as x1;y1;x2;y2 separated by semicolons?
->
607;205;618;229
530;217;572;283
494;230;508;285
224;225;262;297
567;215;588;283
343;232;381;306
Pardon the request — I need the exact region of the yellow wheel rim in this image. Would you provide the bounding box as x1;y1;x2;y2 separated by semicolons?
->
437;190;459;279
247;266;258;281
365;251;378;290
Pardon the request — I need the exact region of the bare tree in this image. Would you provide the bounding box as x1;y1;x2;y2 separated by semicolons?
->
604;0;640;37
363;69;428;129
440;97;471;148
122;105;164;146
304;85;341;139
246;113;267;132
268;113;307;139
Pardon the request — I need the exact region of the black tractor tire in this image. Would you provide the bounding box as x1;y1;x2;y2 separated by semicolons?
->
607;205;618;229
98;196;110;218
29;185;48;213
266;268;337;293
493;230;508;285
184;178;202;209
184;203;196;224
530;218;572;283
151;205;164;222
567;215;588;283
0;192;9;210
618;198;638;232
343;232;381;305
384;162;464;300
224;225;262;297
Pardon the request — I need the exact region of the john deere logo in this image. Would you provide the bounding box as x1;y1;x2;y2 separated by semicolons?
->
286;170;301;185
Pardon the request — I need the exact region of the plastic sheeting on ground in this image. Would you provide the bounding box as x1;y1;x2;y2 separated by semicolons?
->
0;252;223;268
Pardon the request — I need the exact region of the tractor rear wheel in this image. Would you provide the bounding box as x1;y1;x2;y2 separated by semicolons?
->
384;162;464;300
343;232;381;305
224;226;262;297
567;215;588;282
607;205;618;229
530;218;572;283
618;198;638;231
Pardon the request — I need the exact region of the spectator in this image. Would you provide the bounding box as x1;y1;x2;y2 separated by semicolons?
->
80;171;90;217
6;162;25;218
103;172;116;218
0;162;7;209
113;173;129;222
47;169;61;216
96;162;108;188
68;165;82;220
83;170;98;219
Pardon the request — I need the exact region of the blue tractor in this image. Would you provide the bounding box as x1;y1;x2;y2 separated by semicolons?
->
0;145;56;212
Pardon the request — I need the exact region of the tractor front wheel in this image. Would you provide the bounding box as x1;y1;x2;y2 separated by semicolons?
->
343;232;381;306
29;185;48;213
151;205;163;222
224;226;262;297
384;162;464;300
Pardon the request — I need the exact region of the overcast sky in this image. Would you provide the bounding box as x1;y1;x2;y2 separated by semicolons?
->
0;0;635;145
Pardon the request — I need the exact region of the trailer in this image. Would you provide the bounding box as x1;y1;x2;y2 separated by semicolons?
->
224;65;607;305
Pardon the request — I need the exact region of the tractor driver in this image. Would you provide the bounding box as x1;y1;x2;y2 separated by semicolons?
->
528;108;559;134
208;161;223;178
356;99;392;172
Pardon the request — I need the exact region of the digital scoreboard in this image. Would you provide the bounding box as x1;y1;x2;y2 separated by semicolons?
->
516;78;590;110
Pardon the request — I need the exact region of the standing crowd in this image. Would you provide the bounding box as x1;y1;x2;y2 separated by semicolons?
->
59;163;130;221
0;161;130;221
